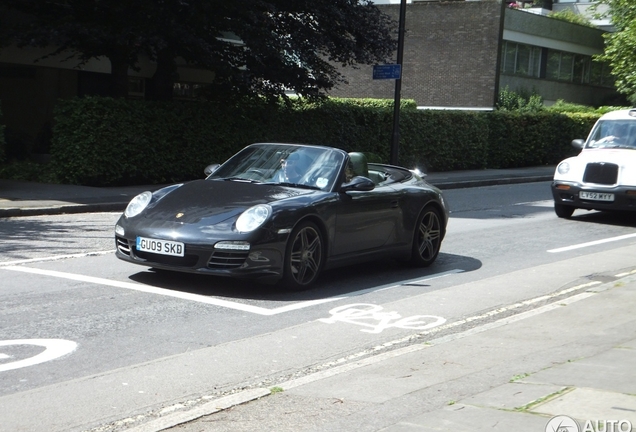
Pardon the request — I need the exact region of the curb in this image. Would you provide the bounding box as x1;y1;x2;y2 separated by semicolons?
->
124;388;271;432
0;202;127;218
431;175;553;190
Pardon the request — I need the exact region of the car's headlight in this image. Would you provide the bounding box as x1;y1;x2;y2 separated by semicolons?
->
124;191;152;218
236;204;271;233
557;162;570;175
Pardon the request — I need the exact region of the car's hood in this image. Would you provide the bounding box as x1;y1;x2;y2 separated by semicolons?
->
555;148;636;185
143;179;316;224
578;148;636;165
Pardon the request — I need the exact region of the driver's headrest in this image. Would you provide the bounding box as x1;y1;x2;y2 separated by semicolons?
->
348;152;369;178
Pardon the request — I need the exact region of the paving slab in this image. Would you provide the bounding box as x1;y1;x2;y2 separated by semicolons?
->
522;347;636;394
377;403;549;432
532;387;636;425
460;382;567;410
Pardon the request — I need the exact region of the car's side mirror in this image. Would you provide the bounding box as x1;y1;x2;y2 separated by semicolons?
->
571;139;585;149
204;164;220;177
340;176;375;192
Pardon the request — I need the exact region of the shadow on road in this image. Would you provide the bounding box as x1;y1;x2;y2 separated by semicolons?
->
126;253;482;302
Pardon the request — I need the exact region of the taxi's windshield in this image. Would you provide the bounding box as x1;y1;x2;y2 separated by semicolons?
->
587;120;636;149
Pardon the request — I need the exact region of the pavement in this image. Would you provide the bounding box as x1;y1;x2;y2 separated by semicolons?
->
3;164;636;432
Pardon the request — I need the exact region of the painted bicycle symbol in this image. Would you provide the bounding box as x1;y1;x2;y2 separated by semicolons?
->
0;339;77;372
319;303;446;334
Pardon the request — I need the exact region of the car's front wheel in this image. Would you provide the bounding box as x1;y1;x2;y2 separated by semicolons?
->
554;203;575;218
410;205;443;267
282;221;324;289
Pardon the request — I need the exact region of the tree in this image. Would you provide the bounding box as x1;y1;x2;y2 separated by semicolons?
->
594;0;636;102
0;0;396;101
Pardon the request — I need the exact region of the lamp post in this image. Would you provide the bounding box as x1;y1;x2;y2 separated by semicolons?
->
390;0;407;166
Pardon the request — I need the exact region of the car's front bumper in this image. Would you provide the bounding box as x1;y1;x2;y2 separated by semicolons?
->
551;181;636;212
115;235;286;282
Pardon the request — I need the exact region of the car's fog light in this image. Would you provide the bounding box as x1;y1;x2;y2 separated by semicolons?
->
215;241;251;251
115;225;125;236
557;162;570;175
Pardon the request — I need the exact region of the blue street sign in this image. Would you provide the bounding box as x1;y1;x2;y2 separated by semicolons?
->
373;64;402;80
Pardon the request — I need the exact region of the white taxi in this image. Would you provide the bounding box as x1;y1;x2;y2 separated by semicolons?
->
552;109;636;218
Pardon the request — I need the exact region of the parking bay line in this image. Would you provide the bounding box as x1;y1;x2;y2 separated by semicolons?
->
2;266;463;316
548;232;636;253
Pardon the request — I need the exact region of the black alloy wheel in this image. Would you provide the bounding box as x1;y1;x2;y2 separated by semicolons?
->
411;205;442;267
282;221;324;289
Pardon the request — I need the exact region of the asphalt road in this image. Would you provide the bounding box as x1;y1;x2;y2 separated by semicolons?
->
1;181;636;431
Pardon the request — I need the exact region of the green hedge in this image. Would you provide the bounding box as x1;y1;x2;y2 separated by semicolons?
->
50;97;601;186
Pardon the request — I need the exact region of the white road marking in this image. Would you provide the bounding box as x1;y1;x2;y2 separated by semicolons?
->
2;266;463;316
0;339;77;372
515;200;554;207
548;233;636;253
0;250;114;267
319;303;446;334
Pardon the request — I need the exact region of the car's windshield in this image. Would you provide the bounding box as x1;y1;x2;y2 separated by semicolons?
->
587;120;636;149
208;144;346;191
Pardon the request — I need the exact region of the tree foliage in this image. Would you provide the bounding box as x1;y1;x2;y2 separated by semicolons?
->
594;0;636;102
496;86;544;113
0;0;396;100
548;9;595;28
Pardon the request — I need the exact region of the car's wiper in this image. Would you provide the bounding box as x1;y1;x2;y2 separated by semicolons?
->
218;177;262;183
268;181;321;190
607;145;636;149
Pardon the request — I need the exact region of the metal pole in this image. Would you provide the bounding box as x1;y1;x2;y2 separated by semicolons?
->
390;0;407;165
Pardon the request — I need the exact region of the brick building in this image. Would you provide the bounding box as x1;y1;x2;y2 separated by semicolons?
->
328;0;618;109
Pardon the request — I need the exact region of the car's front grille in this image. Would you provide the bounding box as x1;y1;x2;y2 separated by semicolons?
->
116;236;131;256
208;250;249;269
134;250;199;267
583;163;618;185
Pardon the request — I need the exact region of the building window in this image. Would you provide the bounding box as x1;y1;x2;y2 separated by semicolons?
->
501;42;541;78
590;61;614;87
545;49;613;87
173;82;203;99
128;77;145;97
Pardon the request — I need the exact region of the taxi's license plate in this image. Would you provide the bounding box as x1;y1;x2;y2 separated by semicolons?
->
136;237;184;257
580;191;614;202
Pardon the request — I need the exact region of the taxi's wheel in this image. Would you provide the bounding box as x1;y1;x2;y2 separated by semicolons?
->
410;205;442;267
282;221;324;290
554;203;575;218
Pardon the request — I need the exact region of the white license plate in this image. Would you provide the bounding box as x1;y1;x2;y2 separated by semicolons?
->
580;191;615;202
136;237;185;257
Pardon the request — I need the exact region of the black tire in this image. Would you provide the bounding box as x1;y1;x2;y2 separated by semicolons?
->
554;203;575;218
282;221;324;289
410;206;443;267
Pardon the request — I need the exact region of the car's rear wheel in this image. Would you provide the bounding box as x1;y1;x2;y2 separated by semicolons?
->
282;221;324;289
410;205;442;267
554;203;575;218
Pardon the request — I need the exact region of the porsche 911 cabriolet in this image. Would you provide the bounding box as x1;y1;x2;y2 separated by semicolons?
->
115;143;449;289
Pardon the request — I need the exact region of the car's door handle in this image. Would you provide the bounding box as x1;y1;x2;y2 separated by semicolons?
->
390;201;399;208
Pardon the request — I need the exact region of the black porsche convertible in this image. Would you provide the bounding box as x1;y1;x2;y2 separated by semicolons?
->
115;143;449;289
